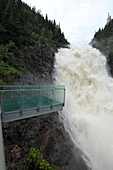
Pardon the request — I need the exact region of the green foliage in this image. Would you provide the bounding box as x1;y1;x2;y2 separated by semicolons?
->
39;159;52;170
40;27;47;41
0;60;17;83
93;17;113;56
94;18;113;41
92;16;113;76
0;0;69;84
25;147;54;170
15;145;21;150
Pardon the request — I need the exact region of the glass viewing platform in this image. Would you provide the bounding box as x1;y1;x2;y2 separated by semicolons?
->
0;85;65;123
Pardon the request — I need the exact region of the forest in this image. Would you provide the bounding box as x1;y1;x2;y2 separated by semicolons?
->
93;14;113;56
0;0;69;84
92;14;113;75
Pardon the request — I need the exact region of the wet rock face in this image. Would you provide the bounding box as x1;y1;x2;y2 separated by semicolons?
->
17;40;58;85
89;39;107;56
90;39;113;77
3;112;91;170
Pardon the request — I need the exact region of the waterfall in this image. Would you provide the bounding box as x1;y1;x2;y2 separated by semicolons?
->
54;44;113;170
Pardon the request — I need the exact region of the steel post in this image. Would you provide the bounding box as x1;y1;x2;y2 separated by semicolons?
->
52;89;54;108
38;86;40;111
20;85;23;115
63;88;66;106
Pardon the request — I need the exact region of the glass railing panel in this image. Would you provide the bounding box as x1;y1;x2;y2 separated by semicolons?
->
2;90;21;113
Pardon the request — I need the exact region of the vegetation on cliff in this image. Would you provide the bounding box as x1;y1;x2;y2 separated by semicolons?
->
0;0;69;84
93;13;113;55
91;13;113;75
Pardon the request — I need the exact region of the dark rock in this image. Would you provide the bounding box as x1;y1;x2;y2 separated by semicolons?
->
16;38;69;85
89;39;107;56
89;39;99;49
90;38;113;77
3;112;91;170
59;44;70;49
16;38;57;85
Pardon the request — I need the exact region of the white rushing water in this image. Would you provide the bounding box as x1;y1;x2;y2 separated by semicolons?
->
54;44;113;170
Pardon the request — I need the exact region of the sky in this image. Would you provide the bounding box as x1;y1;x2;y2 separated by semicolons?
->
23;0;113;45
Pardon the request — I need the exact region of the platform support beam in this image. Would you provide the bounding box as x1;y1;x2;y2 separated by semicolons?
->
0;108;6;170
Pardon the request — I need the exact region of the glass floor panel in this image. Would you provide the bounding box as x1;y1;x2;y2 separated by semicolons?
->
2;96;60;113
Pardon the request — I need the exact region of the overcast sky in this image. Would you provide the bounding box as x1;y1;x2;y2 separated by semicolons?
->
23;0;113;45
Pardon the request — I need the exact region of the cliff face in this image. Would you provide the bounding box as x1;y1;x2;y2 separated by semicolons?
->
90;38;113;77
90;16;113;77
3;112;91;170
16;39;57;85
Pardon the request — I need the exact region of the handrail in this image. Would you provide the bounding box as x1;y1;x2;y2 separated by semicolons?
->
0;88;64;92
0;85;65;89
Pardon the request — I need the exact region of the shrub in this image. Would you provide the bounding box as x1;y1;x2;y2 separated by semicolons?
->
25;147;54;170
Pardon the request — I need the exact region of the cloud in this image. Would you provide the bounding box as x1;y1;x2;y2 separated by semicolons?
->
23;0;113;45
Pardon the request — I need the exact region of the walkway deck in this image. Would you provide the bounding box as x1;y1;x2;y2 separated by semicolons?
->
0;85;65;123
